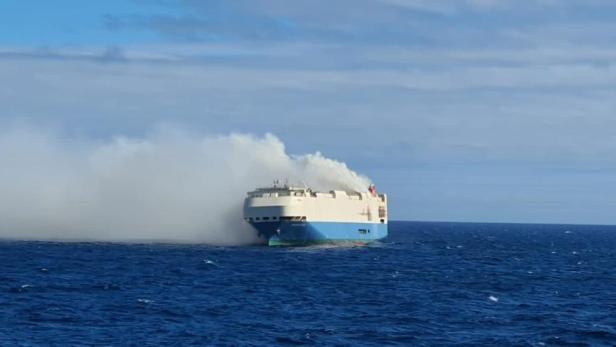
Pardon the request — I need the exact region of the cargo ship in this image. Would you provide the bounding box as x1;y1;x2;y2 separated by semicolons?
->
243;182;388;246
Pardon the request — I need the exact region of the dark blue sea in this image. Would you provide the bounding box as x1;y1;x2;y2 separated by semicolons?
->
2;221;616;346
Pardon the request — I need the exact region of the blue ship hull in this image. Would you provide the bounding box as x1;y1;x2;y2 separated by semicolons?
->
249;221;388;246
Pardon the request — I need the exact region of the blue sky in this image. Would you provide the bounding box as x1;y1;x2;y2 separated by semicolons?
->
1;0;616;224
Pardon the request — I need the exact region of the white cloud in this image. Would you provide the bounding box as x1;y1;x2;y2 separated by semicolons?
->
2;42;615;167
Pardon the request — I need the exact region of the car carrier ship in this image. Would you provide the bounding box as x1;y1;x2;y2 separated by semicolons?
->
243;182;388;246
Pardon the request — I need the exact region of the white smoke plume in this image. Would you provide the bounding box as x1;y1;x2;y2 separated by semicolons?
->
0;126;371;245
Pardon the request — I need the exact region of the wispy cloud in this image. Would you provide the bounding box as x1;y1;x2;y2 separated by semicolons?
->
99;0;616;46
2;42;615;164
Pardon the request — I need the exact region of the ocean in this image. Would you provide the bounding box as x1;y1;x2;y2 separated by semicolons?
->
2;221;616;346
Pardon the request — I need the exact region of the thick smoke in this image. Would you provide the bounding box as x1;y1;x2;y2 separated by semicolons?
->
0;127;371;245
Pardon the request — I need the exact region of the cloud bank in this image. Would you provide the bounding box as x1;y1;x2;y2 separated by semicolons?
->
0;127;370;245
2;1;616;225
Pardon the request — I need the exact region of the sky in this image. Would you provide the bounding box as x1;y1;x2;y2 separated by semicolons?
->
1;0;616;225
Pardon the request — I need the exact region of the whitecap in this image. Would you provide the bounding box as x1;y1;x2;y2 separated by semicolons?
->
203;259;218;266
488;295;499;302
